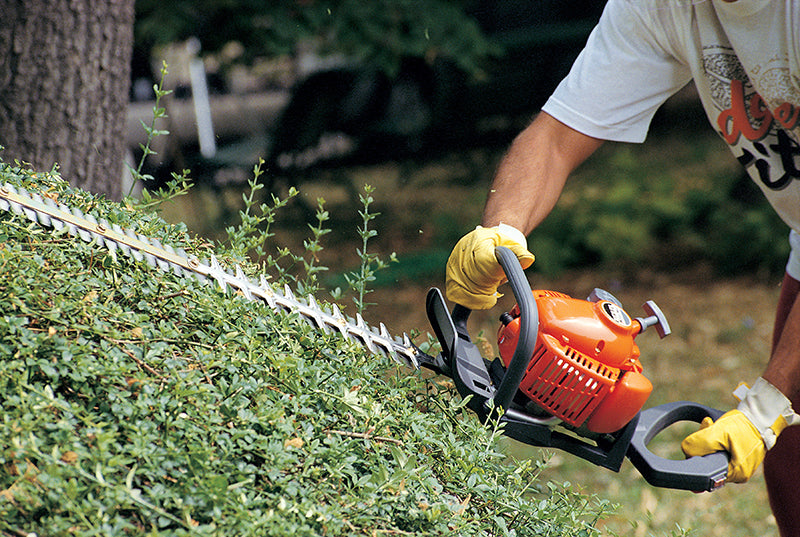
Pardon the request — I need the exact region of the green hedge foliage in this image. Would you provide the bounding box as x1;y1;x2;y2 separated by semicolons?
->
0;163;609;535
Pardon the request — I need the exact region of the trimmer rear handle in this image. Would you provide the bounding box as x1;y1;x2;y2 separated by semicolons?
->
627;401;729;492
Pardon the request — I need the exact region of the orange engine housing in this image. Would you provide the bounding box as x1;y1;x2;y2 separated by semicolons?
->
497;290;653;434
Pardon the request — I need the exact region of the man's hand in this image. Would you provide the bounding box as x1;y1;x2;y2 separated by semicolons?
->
682;377;800;483
445;224;534;310
681;410;766;483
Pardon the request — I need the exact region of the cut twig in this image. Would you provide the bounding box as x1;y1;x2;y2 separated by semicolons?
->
324;429;403;446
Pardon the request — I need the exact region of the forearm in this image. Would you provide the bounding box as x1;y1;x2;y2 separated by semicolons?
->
448;113;600;310
482;112;603;234
764;274;800;404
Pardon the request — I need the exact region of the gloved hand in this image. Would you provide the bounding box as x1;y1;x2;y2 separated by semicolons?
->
446;224;534;310
682;377;800;483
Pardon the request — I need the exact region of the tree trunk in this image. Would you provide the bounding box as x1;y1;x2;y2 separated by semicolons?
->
0;0;135;200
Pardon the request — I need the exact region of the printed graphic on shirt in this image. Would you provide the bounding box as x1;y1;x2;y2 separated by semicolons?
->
754;55;800;126
703;46;800;191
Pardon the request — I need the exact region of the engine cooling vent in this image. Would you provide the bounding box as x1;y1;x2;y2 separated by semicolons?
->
533;290;570;299
519;337;620;427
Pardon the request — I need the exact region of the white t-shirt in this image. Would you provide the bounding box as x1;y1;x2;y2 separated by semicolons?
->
542;0;800;278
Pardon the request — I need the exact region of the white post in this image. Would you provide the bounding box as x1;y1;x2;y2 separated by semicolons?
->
187;38;216;159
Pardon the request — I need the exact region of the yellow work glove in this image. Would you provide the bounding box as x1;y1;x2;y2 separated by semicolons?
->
681;377;800;483
446;224;534;310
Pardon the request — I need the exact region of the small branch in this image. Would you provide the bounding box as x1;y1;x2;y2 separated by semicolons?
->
324;429;403;446
121;348;162;378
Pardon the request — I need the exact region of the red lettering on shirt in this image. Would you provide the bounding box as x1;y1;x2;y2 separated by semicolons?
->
774;102;800;130
718;79;800;144
717;79;772;144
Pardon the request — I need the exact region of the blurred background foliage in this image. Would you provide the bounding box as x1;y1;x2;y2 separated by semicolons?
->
129;0;790;280
134;0;498;76
533;144;790;279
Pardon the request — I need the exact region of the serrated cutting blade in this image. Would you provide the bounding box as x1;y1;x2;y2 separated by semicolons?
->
0;182;436;370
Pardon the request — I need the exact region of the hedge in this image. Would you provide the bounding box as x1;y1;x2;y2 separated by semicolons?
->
0;161;609;536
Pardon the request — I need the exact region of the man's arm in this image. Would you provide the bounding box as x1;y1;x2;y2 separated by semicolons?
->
445;111;603;310
445;112;602;309
764;274;800;404
481;112;604;234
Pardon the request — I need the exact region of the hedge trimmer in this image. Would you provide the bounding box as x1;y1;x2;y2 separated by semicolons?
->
0;182;729;492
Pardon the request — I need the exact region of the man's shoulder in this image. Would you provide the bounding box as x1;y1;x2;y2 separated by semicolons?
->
604;0;702;23
607;0;703;12
602;0;702;44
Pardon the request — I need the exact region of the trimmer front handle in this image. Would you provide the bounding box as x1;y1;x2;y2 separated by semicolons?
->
428;246;539;418
491;246;539;412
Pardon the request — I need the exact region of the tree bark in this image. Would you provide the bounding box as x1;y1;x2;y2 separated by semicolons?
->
0;0;134;200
